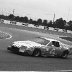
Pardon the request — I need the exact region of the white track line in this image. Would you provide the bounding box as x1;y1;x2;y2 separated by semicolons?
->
0;31;12;39
5;33;12;39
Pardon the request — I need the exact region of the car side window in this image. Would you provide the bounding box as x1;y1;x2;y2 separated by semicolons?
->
52;41;60;47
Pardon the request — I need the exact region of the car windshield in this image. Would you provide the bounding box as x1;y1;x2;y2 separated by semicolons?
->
31;37;50;45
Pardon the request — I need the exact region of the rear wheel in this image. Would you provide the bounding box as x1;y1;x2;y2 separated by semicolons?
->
32;49;41;57
61;50;69;58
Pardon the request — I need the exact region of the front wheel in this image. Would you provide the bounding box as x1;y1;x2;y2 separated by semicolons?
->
32;49;41;57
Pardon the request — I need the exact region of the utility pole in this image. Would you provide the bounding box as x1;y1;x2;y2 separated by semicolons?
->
53;13;55;24
13;9;15;15
67;8;70;21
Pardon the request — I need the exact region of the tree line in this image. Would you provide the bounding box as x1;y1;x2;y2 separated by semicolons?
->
0;14;72;31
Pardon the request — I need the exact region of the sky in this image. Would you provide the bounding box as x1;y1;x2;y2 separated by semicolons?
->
0;0;72;21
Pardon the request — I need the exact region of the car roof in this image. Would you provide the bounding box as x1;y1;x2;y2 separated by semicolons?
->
40;37;59;42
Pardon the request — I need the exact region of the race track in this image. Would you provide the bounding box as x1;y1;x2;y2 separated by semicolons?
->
0;23;72;71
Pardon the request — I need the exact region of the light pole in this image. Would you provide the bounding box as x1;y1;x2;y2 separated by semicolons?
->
53;13;55;24
13;9;15;15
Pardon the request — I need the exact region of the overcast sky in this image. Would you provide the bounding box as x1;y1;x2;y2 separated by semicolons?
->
0;0;72;21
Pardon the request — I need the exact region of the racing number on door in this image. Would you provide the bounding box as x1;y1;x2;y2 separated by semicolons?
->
50;48;55;55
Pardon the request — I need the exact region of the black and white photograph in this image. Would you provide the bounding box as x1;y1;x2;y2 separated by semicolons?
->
0;0;72;71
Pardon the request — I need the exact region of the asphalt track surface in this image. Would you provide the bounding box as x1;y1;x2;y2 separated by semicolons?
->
0;23;72;71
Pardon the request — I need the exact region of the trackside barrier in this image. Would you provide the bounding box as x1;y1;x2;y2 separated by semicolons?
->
67;30;72;34
58;29;63;32
10;21;16;24
4;20;10;24
22;23;28;27
28;24;36;28
16;22;22;26
62;29;67;33
0;19;4;23
54;28;59;31
49;27;54;31
37;25;44;29
44;26;49;30
2;19;72;34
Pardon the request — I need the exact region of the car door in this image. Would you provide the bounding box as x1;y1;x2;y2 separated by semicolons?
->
44;41;61;56
42;41;54;56
51;41;62;56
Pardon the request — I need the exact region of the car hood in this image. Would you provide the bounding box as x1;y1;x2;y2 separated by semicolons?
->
13;40;44;48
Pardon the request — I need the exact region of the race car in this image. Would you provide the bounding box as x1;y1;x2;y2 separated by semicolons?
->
7;37;72;58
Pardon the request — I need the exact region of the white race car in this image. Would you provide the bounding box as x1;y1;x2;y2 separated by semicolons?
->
7;37;72;58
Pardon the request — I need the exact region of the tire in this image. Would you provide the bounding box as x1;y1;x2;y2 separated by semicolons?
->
61;50;69;58
32;49;41;57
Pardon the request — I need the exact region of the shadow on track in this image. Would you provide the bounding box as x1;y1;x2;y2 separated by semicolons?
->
6;50;72;60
